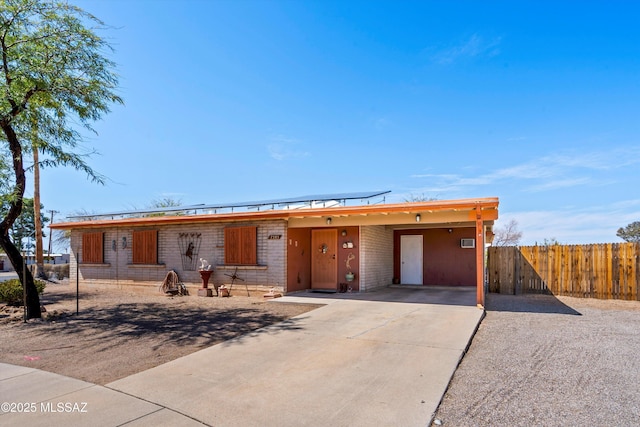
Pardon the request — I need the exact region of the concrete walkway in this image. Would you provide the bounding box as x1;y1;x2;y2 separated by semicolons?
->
0;363;203;426
1;287;483;426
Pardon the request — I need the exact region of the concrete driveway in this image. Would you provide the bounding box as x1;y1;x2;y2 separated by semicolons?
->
107;286;483;426
1;286;482;426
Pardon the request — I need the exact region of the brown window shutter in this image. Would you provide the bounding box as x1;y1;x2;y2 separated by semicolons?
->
225;227;241;264
82;232;104;263
133;230;158;264
224;226;257;265
146;230;157;263
241;226;257;265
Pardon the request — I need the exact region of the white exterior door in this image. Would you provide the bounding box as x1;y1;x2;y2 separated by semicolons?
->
401;235;423;285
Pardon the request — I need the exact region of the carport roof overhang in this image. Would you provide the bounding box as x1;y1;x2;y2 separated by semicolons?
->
50;197;499;230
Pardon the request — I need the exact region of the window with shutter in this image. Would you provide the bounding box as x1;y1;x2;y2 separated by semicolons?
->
224;226;257;265
132;230;158;264
82;232;104;263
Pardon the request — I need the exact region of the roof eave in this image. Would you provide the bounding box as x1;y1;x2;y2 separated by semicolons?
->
50;197;499;230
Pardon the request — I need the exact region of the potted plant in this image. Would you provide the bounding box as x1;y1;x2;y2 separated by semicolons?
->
345;252;356;282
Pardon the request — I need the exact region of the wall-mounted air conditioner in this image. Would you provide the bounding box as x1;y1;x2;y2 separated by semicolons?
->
461;238;475;248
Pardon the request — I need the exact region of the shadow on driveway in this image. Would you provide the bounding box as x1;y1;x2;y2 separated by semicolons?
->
486;292;582;315
287;285;478;306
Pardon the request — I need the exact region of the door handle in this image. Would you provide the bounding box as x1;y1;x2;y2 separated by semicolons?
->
332;254;336;259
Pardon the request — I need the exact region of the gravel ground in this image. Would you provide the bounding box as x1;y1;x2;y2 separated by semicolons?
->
433;293;640;426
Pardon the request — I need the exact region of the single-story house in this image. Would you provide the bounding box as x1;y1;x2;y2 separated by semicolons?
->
50;192;498;306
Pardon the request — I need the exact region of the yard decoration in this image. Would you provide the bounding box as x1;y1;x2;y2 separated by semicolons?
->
263;287;282;299
197;258;214;297
345;252;356;282
160;270;187;296
198;258;211;271
179;233;202;270
224;267;249;297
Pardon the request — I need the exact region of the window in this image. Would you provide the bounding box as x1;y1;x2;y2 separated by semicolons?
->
225;226;257;265
132;230;158;264
82;232;104;263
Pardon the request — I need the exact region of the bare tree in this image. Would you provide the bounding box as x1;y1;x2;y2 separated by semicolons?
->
150;197;182;208
492;219;522;246
404;193;439;202
52;209;98;253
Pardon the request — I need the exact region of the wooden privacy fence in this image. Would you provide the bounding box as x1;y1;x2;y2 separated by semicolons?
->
488;243;640;300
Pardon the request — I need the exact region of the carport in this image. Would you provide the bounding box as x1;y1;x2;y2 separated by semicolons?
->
285;197;498;307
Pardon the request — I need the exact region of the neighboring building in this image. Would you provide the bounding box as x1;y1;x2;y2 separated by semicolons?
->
50;192;499;306
0;253;70;272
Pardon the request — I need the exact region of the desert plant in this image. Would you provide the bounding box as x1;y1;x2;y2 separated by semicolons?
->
0;279;46;306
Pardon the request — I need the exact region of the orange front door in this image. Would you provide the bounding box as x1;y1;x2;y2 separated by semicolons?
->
311;229;337;290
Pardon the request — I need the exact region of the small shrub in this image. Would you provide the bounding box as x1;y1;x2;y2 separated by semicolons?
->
0;279;46;306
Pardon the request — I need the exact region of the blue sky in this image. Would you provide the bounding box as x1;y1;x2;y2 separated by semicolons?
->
36;0;640;245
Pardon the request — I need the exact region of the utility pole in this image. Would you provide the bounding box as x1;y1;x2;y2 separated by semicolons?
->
47;210;59;260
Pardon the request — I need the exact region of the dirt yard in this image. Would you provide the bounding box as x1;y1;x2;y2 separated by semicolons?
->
0;282;322;385
433;293;640;426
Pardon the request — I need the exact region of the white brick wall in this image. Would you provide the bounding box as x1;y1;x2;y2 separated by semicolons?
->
359;225;394;291
69;220;287;293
